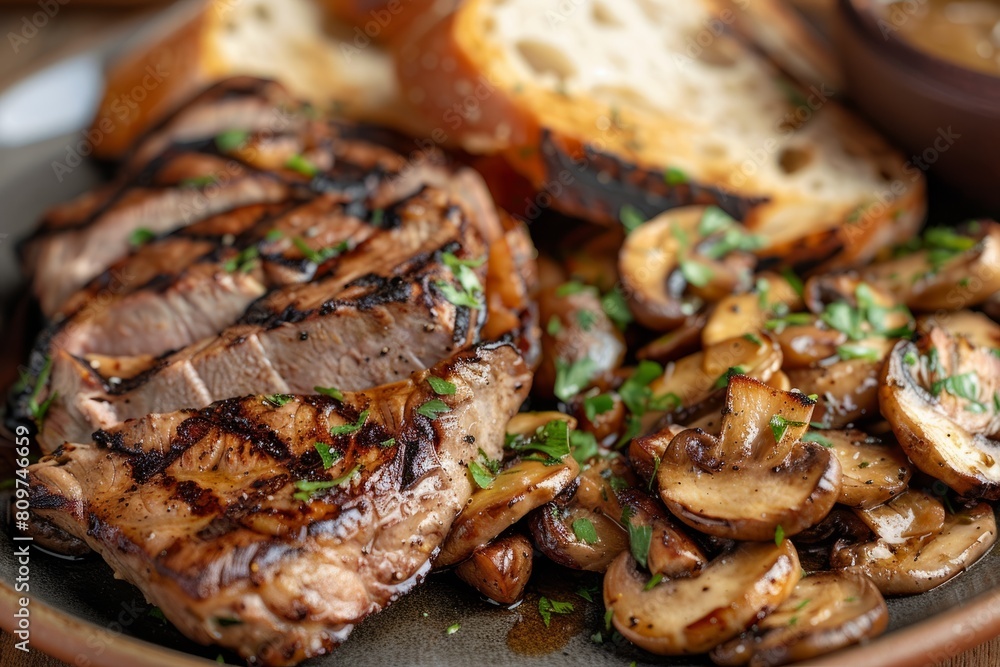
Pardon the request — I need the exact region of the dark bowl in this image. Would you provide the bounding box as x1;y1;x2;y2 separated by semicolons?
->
834;0;1000;212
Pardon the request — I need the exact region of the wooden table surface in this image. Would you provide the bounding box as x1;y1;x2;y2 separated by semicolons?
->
0;1;998;665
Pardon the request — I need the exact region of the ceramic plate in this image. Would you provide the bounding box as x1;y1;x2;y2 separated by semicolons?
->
1;21;999;667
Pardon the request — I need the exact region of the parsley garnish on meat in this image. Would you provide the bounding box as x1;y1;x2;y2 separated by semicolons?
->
435;253;485;308
129;227;156;247
26;356;57;429
293;465;361;501
469;448;501;489
329;409;369;436
416;399;451;420
214;129;248;152
262;393;293;407
292;237;348;265
223;246;259;273
314;385;344;401
426;375;457;395
313;442;341;469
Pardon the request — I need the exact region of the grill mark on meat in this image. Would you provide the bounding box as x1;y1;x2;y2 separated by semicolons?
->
27;342;531;665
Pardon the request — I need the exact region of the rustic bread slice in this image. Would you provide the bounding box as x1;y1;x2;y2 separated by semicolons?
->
395;0;925;270
90;0;419;160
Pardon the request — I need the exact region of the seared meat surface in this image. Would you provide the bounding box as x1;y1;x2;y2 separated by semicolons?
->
29;343;531;666
39;184;491;450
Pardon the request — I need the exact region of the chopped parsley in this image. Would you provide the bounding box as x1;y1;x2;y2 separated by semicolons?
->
644;573;664;591
426;375;457;395
293;465;361;500
583;393;615;421
538;597;574;627
617;361;677;448
600;286;633;329
556;280;593;297
292;237;348;265
775;524;785;546
330;409;369;436
546;315;563;336
572;518;599;544
554;358;598;402
569;430;600;465
129;227;155;247
314;385;344;401
285;154;318;177
26;356;57;428
698;206;733;236
506;419;571;462
445;622;461;635
313;442;341;469
380;438;396;448
469;448;501;489
836;344;882;362
223;246;259;273
435;253;485;308
766;312;813;331
179;174;217;188
649;454;661;491
781;268;805;298
664;167;688;186
262;393;293;407
621;506;652;569
931;372;986;411
680;260;713;287
416;399;451;420
801;432;834;448
619;204;645;234
265;229;285;242
576;309;598;331
214;129;248;152
713;366;746;389
743;333;763;345
770;414;807;442
575;584;599;602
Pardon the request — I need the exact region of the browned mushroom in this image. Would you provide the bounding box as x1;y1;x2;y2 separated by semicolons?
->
617;489;707;579
816;429;912;509
455;533;534;605
786;351;892;429
853;489;945;543
880;328;1000;498
831;501;996;595
437;456;580;567
619;206;757;330
916;310;1000;351
703;272;804;347
657;375;842;541
535;282;626;401
710;571;888;666
862;221;1000;312
637;314;707;363
603;540;800;655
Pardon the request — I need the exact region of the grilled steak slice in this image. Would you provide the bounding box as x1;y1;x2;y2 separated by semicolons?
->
28;342;531;666
22;77;489;317
37;187;490;451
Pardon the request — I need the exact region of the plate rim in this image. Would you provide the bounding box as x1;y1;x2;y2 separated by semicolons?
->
2;570;999;667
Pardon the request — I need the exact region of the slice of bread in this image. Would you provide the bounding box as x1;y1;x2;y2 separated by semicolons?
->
395;0;925;270
90;0;420;161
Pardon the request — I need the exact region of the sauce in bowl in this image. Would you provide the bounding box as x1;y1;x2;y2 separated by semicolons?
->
877;0;1000;76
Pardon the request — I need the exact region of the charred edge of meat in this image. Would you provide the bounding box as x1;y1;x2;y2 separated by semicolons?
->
536;129;769;224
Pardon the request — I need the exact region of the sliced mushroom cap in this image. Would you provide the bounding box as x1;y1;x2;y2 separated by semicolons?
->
819;429;912;509
646;331;783;426
455;533;534;605
658;375;842;541
562;226;623;293
637;314;707;363
436;456;580;566
917;310;1000;351
630;424;687;485
535;283;626;401
617;489;707;579
880;328;1000;498
619;206;756;330
529;502;628;572
831;502;997;595
862;221;1000;311
703;272;803;347
765;370;792;392
604;541;801;655
786;349;892;429
710;571;888;667
771;319;846;370
853;489;945;544
528;458;633;573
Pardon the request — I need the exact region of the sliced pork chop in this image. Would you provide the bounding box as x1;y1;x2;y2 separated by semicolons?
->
37;191;489;451
29;342;531;666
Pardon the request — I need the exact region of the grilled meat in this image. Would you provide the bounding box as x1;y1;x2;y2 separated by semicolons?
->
28;342;531;666
38;184;491;450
